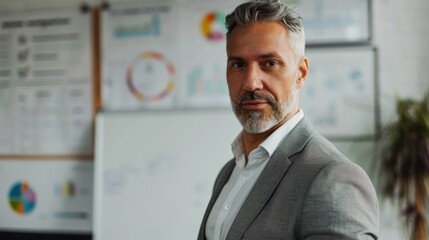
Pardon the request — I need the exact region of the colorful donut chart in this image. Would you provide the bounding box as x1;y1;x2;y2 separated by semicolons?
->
201;11;226;42
126;51;175;101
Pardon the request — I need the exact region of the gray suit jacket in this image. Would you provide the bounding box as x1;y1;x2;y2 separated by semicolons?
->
198;117;379;240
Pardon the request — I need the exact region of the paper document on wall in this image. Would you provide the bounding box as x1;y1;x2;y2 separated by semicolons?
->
0;8;93;155
101;0;244;111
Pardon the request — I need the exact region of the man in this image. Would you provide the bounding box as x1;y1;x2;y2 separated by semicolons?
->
198;0;379;239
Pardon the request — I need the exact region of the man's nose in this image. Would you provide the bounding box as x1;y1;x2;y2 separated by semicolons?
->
242;64;263;92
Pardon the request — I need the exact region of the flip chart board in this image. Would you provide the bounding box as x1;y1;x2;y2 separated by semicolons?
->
93;110;241;240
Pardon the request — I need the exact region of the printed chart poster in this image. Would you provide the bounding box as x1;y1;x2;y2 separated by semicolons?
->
299;47;376;139
102;1;180;110
293;0;370;44
0;8;93;155
178;0;243;108
0;160;93;233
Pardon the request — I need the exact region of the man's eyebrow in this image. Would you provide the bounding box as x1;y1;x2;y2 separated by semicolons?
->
227;52;281;61
259;52;280;59
227;56;243;62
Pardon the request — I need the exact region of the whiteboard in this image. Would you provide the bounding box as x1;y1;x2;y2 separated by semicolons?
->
300;46;378;139
93;110;241;240
293;0;371;44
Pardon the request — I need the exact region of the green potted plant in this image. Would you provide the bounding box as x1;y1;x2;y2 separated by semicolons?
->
377;93;429;239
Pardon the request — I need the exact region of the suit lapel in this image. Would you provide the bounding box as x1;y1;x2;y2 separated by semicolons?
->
212;160;236;201
198;160;236;240
225;117;313;240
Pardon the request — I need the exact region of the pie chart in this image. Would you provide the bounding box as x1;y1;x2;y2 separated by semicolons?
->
201;11;226;42
9;181;37;215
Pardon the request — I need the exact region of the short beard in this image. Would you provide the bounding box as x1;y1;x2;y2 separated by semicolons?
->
231;87;297;133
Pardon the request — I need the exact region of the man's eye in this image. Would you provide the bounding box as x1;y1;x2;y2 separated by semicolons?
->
264;60;279;67
232;62;245;68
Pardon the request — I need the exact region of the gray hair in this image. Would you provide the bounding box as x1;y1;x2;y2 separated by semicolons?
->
225;0;305;58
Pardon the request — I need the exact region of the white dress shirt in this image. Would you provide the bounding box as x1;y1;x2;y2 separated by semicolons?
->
205;110;304;240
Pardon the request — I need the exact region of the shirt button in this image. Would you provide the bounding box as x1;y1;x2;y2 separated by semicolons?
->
224;205;229;210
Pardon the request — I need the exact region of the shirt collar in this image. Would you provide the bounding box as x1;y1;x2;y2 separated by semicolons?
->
260;109;304;156
231;109;304;168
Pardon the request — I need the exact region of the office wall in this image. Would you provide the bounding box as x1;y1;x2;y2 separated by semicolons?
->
371;1;428;238
373;0;429;124
1;0;427;110
1;0;428;239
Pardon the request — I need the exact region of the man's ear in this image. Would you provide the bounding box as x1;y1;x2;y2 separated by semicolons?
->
296;57;309;89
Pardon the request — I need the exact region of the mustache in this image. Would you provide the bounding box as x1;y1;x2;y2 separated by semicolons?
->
237;91;276;106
